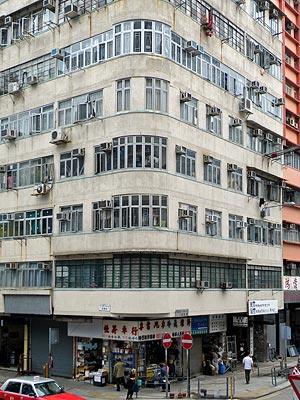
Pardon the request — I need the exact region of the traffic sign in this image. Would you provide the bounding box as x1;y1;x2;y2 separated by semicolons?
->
162;332;172;349
289;374;300;398
181;332;193;350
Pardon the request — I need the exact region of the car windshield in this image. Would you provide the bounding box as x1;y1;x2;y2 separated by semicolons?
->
34;381;64;397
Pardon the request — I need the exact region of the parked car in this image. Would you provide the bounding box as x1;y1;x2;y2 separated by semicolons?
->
0;376;86;400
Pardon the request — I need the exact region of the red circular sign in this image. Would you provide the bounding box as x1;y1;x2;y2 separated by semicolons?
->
162;333;172;349
181;332;193;349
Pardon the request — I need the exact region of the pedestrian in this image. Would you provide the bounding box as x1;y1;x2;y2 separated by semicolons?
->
49;353;54;377
113;358;126;391
126;368;136;399
242;352;253;384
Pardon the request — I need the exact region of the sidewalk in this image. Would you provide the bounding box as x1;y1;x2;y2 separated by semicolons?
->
0;357;297;399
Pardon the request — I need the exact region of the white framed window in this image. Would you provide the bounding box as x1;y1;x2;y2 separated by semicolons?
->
60;149;85;178
146;78;168;112
229;117;243;145
205;209;222;237
203;157;221;185
229;214;244;240
116;79;130;112
59;205;83;233
180;97;198;125
206;105;222;136
178;203;197;233
176;146;196;177
227;164;243;192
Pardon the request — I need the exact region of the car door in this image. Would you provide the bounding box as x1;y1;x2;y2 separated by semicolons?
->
20;383;36;399
1;381;22;400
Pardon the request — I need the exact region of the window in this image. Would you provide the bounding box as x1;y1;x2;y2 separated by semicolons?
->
227;164;243;192
175;146;196;177
58;205;83;233
60;149;85;178
180;97;198;125
203;156;221;185
229;214;245;240
248;265;281;289
116;79;130;112
5;382;21;393
178;204;197;233
247;126;264;154
95;136;167;173
58;91;103;126
229;117;243;145
0;209;53;239
145;78;168;112
205;209;221;237
247;173;262;197
264;180;280;202
93;201;112;231
113;194;168;229
206;105;222;136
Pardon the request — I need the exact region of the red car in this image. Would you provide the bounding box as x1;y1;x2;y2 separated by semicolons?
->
0;376;85;400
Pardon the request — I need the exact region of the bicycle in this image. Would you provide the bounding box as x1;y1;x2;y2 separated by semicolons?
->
268;346;278;362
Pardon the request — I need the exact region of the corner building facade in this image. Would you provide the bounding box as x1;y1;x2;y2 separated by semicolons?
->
0;0;285;378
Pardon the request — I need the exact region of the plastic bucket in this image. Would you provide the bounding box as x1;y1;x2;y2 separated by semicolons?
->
219;364;226;374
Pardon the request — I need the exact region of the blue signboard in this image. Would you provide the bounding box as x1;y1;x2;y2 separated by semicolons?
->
191;316;209;334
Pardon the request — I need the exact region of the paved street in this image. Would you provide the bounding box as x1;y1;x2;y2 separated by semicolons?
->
0;357;298;399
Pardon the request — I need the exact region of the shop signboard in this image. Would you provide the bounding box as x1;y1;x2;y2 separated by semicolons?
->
209;314;227;333
248;300;278;316
232;316;248;327
191;316;208;334
102;317;191;341
284;276;300;290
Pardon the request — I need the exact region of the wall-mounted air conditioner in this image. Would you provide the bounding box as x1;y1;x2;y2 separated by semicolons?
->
203;155;213;164
73;148;85;158
269;55;280;66
196;280;210;289
220;282;233;289
64;4;79;18
98;200;113;209
251;81;260;90
265;133;273;141
275;137;282;145
57;211;71;221
4;16;12;26
227;163;238;171
8;82;20;94
180;91;192;102
232;118;243;127
274;98;285;106
258;86;267;94
176;145;186;155
51;48;64;60
27;76;38;85
287;263;297;270
206;215;218;223
43;0;56;11
100;142;112;152
184;40;198;53
239;98;253;114
286;22;295;31
1;129;17;140
50;129;68;144
258;1;270;11
9;262;18;270
0;165;6;173
37;262;51;270
254;44;263;54
248;218;255;225
236;221;247;229
269;9;278;19
208;106;221;116
252;128;264;138
247;171;256;179
34;183;49;195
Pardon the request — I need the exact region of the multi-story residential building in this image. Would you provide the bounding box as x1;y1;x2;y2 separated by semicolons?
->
0;0;286;378
280;0;300;357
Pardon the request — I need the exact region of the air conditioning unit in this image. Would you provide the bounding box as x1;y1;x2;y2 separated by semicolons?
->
268;222;275;229
176;145;186;155
248;218;255;225
275;137;282;145
206;215;218;223
27;76;38;85
254;44;264;54
51;48;64;60
236;221;247;229
269;9;279;19
227;163;238;171
258;1;270;11
2;129;17;140
289;118;295;127
294;122;299;129
208;106;221;116
73;148;85;158
179;209;189;218
99;200;113;209
258;86;268;94
57;211;71;221
43;0;56;11
184;40;198;53
8;82;20;94
37;262;51;270
99;142;112;152
196;280;210;289
275;223;281;229
34;183;49;195
0;165;6;173
9;262;18;270
266;133;273;141
269;55;280;66
240;98;253;114
220;282;233;289
203;155;213;164
251;81;260;90
286;22;295;31
64;4;79;18
4;16;12;25
247;171;256;178
252;128;264;138
232;118;243;127
289;223;296;230
274;98;285;106
287;262;297;270
180;91;192;102
50;129;68;144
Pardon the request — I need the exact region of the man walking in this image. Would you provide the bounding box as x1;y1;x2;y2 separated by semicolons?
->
113;358;125;391
242;352;253;384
